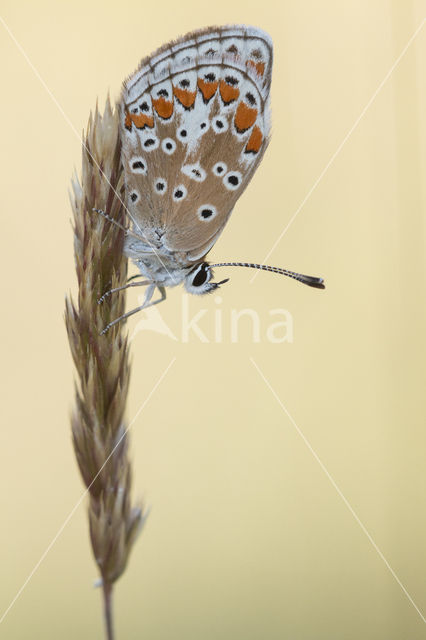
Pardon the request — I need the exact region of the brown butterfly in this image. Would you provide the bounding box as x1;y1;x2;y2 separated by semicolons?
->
97;25;324;333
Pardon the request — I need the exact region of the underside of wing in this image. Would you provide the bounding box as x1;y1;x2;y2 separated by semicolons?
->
120;25;273;262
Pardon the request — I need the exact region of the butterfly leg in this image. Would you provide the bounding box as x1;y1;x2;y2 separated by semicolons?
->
100;284;166;335
127;273;146;283
92;208;129;233
150;286;166;307
98;279;151;304
92;208;142;240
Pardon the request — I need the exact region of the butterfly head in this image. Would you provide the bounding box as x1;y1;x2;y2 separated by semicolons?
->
184;263;229;295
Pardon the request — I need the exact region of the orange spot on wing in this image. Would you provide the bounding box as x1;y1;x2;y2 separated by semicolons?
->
234;102;258;133
152;97;174;119
128;112;154;129
219;80;240;104
173;86;197;109
247;60;265;76
124;110;132;130
245;125;263;154
197;78;218;102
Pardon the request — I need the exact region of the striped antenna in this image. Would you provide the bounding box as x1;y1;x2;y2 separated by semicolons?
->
209;262;325;289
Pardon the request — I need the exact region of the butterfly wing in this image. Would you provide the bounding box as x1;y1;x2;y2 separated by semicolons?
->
121;25;272;262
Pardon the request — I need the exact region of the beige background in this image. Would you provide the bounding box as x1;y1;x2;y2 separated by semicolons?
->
1;1;425;638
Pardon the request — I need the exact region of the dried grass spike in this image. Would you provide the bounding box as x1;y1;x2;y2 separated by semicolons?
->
65;98;145;640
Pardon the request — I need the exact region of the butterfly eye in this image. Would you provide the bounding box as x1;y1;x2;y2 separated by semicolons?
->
184;262;226;295
192;265;209;287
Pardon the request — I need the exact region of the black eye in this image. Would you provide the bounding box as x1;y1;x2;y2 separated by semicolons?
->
192;266;208;286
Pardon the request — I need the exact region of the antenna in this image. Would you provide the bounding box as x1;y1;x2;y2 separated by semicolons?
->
209;262;325;289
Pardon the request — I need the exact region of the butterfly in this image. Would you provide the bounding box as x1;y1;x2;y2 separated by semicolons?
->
97;25;324;333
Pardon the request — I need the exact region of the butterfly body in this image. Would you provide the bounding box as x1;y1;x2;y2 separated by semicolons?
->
123;235;192;289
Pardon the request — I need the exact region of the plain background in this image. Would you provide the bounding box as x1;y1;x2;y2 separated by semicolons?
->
1;1;425;638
